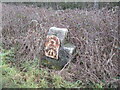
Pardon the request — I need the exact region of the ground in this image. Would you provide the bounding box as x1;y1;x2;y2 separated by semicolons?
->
1;3;119;88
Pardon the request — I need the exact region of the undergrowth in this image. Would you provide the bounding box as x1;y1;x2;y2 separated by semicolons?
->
1;3;119;88
1;47;88;88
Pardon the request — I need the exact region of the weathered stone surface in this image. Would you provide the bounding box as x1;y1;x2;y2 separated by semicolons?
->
62;43;76;55
48;27;68;44
42;47;69;69
42;27;76;69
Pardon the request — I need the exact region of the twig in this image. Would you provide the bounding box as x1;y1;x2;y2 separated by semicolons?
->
58;52;76;74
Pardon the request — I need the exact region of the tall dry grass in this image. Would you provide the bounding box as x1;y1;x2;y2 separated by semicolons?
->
2;3;119;87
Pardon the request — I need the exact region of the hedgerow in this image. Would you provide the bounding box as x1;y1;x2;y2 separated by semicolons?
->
1;3;119;88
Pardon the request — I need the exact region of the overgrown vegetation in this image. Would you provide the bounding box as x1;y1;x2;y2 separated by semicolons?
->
1;47;86;88
6;2;119;10
1;3;120;88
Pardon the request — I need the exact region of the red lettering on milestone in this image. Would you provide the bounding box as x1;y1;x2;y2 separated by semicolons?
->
44;35;60;59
